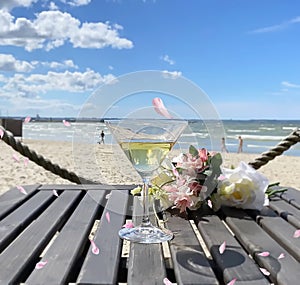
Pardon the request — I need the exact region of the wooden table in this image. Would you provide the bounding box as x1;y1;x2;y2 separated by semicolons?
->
0;184;299;285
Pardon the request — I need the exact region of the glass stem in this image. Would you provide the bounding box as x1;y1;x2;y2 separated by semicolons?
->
141;178;151;227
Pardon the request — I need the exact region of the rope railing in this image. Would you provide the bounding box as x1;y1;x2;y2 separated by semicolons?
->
1;125;299;184
0;125;97;184
248;128;300;170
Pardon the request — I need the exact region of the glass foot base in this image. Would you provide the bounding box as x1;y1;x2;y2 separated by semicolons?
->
119;225;173;244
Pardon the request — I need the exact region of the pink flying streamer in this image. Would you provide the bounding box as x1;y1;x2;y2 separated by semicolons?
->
17;185;27;195
219;241;226;254
258;251;270;257
105;212;110;223
293;229;300;238
63;120;71;127
163;278;173;285
152;97;172;119
24;116;31;123
0;129;4;139
227;278;237;285
90;239;99;255
35;260;48;269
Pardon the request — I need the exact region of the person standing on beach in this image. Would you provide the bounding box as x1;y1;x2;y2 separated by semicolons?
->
237;136;243;153
221;137;229;153
99;130;105;144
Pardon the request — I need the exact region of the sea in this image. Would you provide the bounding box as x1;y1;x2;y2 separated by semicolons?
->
22;120;300;156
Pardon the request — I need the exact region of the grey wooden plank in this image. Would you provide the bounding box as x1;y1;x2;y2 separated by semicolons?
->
0;184;40;220
0;191;54;253
127;197;167;285
223;206;300;285
247;207;300;262
39;184;135;191
165;211;219;285
191;205;269;285
25;189;107;285
269;198;300;228
77;189;129;285
0;190;82;285
275;187;300;210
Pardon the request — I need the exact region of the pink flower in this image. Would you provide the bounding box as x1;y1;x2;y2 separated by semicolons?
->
188;181;205;196
199;148;208;163
173;194;194;213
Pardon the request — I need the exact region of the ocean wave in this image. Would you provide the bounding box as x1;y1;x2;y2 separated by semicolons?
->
227;134;284;141
247;144;271;149
259;127;276;131
282;127;297;131
227;129;260;133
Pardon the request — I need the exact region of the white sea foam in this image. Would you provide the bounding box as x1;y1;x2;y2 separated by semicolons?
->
259;127;276;131
227;135;284;141
282;127;296;131
227;129;260;133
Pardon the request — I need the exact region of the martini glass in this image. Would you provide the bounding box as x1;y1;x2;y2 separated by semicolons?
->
105;119;187;243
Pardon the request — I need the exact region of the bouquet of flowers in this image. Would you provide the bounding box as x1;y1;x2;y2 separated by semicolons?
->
131;145;274;213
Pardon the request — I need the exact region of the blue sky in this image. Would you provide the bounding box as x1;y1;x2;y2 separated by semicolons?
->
0;0;299;119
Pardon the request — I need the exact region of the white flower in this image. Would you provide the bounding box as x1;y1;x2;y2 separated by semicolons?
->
214;161;269;210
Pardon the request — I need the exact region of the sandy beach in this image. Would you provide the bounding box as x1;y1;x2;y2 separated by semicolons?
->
0;139;300;195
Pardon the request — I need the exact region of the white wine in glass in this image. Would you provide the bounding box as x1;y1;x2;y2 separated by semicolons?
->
105;119;187;243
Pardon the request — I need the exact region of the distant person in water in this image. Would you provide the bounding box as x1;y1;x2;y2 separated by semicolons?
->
221;137;229;153
237;136;243;153
99;130;105;144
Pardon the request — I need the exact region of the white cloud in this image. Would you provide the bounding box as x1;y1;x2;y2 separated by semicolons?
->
33;59;79;70
48;1;59;10
1;69;116;98
0;0;38;11
64;0;92;6
161;55;175;65
250;16;300;34
162;70;182;79
281;81;300;88
0;53;34;72
0;10;133;51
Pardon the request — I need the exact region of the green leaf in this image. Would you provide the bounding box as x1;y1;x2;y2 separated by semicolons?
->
189;145;198;157
151;172;174;187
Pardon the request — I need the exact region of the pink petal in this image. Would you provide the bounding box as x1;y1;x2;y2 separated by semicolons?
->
53;190;59;197
152;97;172;119
90;239;99;255
218;174;226;181
122;221;134;228
260;268;270;276
24;157;29;166
63;120;71;127
293;229;300;238
227;278;237;285
207;199;212;208
0;129;4;139
278;253;285;259
12;154;20;162
258;251;270;257
219;241;226;254
35;260;48;269
105;212;110;223
24;116;31;123
17;185;27;195
163;277;173;285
